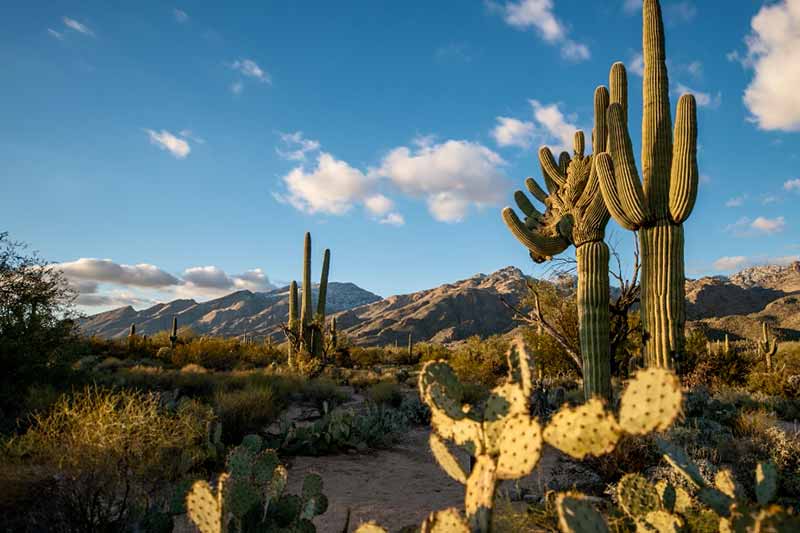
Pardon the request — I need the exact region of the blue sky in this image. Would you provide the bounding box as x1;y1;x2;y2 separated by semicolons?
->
2;0;799;312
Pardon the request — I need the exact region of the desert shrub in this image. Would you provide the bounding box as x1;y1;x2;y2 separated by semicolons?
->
0;233;82;423
683;342;755;388
348;369;386;389
348;346;387;367
366;381;403;407
398;394;430;425
448;335;510;386
2;387;214;531
417;341;453;363
214;385;281;444
298;376;350;409
747;370;800;398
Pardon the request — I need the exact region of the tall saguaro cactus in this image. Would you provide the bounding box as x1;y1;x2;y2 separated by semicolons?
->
283;232;331;373
758;322;778;372
596;0;698;368
502;85;615;400
169;316;178;349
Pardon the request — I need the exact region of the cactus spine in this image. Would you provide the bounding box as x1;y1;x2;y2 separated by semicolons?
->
170;316;178;349
596;0;698;369
502;86;613;400
758;322;778;372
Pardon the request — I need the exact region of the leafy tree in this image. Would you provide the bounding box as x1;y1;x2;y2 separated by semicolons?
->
0;232;78;421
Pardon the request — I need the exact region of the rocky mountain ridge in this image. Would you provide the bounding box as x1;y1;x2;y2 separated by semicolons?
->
82;262;800;345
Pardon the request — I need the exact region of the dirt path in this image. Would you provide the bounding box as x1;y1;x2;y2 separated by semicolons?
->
286;427;563;533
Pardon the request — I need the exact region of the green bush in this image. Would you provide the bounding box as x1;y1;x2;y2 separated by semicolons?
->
366;381;403;407
2;387;214;531
448;335;510;387
214;385;281;444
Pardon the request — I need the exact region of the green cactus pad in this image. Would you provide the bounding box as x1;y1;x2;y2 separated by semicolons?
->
225;477;260;519
555;492;610;533
616;473;660;518
301;493;328;519
642;511;683;532
429;432;468;484
301;473;323;500
506;338;533;398
465;455;497;517
657;439;705;489
354;522;388;533
268;464;289;504
755;462;778;506
186;475;226;533
240;434;263;454
429;404;483;451
419;361;463;404
496;414;543;480
253;449;280;486
272;493;303;527
697;487;733;517
421;508;469;533
654;480;675;513
619;368;682;435
226;445;255;479
543;398;621;459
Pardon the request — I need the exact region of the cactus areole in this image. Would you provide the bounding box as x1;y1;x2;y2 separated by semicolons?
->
597;0;698;369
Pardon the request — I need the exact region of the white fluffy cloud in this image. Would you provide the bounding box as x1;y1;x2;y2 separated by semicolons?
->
675;83;721;109
731;0;800;131
493;0;590;62
492;100;582;154
629;52;645;76
784;178;800;191
277;131;321;161
62;17;94;37
726;216;786;236
56;258;180;287
281;153;375;215
173;9;188;23
61;258;276;307
144;129;191;159
491;117;535;148
231;59;271;84
714;254;799;272
376;139;508;222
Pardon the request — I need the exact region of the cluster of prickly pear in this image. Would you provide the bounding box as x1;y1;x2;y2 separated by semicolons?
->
284;232;332;376
757;322;779;372
186;434;328;533
356;341;683;533
554;441;800;533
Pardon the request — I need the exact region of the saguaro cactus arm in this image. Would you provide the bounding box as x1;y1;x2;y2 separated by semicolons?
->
669;95;698;223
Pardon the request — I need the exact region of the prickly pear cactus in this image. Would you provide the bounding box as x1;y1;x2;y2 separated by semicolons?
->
555;492;609;533
186;473;228;533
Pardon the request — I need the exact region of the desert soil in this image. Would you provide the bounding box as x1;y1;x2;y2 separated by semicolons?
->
286;427;561;533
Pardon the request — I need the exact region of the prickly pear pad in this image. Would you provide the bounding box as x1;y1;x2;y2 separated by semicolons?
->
555;492;610;533
496;414;542;480
483;383;528;453
643;510;683;532
543;398;621;459
616;473;660;518
619;368;682;434
465;455;496;517
420;508;469;533
354;521;388;533
419;361;463;405
186;474;226;533
429;432;468;484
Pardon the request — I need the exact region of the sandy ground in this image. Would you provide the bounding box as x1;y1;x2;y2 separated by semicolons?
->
285;427;561;533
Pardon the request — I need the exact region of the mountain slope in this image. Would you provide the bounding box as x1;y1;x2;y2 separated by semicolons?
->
80;283;381;339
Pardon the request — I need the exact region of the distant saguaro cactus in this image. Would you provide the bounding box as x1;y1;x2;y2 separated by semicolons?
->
283;232;331;375
596;0;699;369
502;85;614;400
757;322;778;372
169;316;178;349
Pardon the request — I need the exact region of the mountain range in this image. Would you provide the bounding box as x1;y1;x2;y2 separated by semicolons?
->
81;262;800;345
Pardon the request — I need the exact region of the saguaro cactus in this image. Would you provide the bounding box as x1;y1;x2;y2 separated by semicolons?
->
596;0;698;369
502;85;614;400
757;322;778;372
169;316;178;349
287;280;298;368
284;233;331;373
